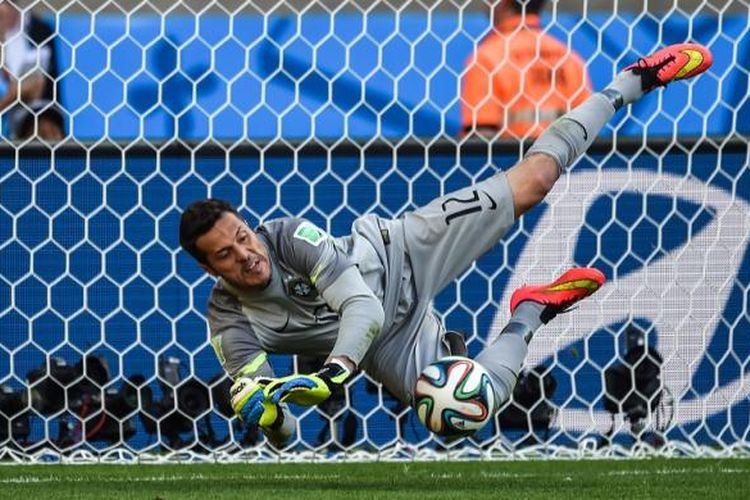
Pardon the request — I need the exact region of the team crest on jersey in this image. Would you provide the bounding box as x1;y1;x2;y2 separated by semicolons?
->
293;221;327;247
286;276;317;299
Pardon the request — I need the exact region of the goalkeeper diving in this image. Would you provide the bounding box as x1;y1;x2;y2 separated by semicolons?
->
179;44;712;445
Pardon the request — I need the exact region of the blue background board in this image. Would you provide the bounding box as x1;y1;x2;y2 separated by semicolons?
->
1;144;748;450
31;11;749;141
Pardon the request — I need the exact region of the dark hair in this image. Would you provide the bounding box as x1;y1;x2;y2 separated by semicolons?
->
508;0;547;14
179;199;241;265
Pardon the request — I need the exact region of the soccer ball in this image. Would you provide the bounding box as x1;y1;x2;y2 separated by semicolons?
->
414;356;496;436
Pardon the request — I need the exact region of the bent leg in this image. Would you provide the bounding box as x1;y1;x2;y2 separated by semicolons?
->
404;75;644;297
505;153;560;219
507;61;676;218
507;91;619;219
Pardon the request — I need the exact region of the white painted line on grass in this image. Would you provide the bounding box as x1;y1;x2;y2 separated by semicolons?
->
0;473;341;485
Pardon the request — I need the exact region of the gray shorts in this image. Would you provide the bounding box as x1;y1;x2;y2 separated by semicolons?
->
403;171;516;301
361;172;516;404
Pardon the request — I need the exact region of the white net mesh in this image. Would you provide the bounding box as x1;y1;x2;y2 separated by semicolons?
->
0;0;749;463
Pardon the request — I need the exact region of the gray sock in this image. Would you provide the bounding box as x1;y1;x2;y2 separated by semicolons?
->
525;92;615;171
499;301;547;343
475;333;527;406
473;301;546;405
604;69;645;108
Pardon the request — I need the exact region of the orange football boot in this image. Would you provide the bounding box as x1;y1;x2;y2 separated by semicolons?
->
624;43;713;92
510;267;606;323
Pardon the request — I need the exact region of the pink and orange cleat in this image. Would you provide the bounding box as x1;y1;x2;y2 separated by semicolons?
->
510;267;606;322
625;43;713;92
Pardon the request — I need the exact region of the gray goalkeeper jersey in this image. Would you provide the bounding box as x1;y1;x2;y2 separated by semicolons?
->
208;214;424;403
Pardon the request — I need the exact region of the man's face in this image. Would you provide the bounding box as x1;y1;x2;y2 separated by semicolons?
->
195;212;271;290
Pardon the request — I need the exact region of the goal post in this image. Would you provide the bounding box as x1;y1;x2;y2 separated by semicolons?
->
0;1;748;462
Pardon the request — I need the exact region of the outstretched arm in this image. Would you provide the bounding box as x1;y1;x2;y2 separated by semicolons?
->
283;220;385;371
320;266;385;372
263;220;384;406
262;268;384;407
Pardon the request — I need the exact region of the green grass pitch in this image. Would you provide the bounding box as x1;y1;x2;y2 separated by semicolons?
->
0;458;748;499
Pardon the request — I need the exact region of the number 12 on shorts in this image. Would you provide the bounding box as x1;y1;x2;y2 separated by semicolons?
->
441;189;496;225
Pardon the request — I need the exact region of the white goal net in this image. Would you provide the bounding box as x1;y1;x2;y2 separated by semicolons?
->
0;0;749;463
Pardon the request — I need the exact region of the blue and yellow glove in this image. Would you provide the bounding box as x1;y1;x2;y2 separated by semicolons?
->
230;377;283;429
264;360;352;407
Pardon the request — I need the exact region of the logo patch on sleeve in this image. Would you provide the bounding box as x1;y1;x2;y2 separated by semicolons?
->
293;222;327;247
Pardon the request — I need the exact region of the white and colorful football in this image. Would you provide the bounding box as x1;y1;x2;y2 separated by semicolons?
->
414;356;496;436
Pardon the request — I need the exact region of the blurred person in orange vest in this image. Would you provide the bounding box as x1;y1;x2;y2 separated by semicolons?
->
462;0;591;139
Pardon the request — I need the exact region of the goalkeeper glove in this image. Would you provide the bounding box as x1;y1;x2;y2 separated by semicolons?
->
230;377;283;430
265;360;352;407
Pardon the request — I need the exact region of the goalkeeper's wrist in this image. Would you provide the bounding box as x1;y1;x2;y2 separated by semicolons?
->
318;358;354;387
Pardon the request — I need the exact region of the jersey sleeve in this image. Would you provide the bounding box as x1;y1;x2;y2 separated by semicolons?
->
320;266;384;365
207;284;275;380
